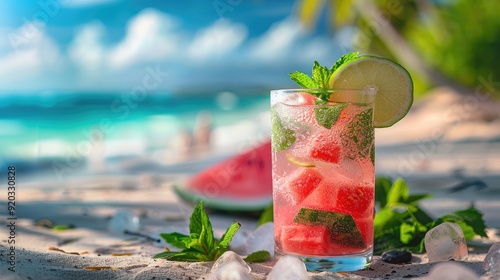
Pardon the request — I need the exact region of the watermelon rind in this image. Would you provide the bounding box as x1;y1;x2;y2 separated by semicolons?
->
173;183;272;212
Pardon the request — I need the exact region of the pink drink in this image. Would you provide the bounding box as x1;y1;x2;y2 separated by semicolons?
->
271;89;375;272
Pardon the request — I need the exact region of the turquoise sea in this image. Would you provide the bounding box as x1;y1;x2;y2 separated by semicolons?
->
0;91;271;176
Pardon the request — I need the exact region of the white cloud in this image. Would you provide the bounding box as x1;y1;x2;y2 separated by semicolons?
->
68;21;105;73
249;17;306;61
188;19;247;62
108;8;181;69
0;23;63;80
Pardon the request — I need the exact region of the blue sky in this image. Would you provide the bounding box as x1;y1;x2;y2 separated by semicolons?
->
0;0;348;92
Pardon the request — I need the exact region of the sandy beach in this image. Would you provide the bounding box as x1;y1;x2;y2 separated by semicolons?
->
0;176;498;280
1;87;500;279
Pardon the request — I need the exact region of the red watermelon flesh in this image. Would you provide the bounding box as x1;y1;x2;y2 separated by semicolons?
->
307;133;341;163
186;140;272;199
281;224;330;256
287;168;323;203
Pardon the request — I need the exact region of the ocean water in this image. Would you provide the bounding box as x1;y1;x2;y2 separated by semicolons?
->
0;91;271;176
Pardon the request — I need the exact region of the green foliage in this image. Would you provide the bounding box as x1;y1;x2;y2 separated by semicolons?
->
257;203;274;227
374;177;488;254
154;201;270;262
406;0;500;96
243;250;272;263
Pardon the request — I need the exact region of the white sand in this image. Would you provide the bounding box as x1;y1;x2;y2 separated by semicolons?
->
0;176;498;280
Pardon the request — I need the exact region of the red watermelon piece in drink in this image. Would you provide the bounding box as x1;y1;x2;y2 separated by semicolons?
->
336;185;374;218
287;168;323;203
308;133;341;163
174;140;272;211
281;224;329;256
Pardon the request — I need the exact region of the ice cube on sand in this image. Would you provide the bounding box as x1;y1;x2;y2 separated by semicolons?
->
424;222;468;262
483;242;500;272
209;261;252;280
211;251;251;275
108;210;140;233
267;255;308;280
420;262;478;280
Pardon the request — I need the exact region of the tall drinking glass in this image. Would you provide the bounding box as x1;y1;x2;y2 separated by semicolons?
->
271;88;375;272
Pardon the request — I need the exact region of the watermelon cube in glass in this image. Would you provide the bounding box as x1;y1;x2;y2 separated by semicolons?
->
270;89;375;272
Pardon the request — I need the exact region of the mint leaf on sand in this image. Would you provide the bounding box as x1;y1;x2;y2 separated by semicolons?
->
211;221;241;259
244;250;272;263
190;201;215;253
373;177;489;254
154;201;239;261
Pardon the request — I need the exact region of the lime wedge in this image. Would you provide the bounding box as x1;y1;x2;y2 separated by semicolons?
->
286;154;316;167
329;55;413;128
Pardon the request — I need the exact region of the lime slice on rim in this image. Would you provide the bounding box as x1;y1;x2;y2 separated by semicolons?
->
329;55;413;128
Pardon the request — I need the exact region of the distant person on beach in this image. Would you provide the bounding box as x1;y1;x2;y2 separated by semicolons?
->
178;127;194;160
194;110;212;154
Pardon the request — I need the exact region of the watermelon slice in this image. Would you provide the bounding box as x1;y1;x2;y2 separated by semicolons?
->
174;140;272;211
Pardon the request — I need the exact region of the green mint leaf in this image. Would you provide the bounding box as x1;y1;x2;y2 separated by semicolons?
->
52;224;75;231
184;233;205;252
243;250;272;263
153;251;210;261
314;102;348;129
374;225;403;254
436;207;488;239
342;107;374;159
159;232;191;249
218;222;241;248
271;108;296;151
312;61;331;89
330;52;359;73
407;205;434;225
400;221;427;245
289;71;318;88
374;176;489;254
405;194;433;205
257;203;273;227
375;176;392;208
386;178;410;207
211;222;241;260
374;207;410;233
189;201;215;253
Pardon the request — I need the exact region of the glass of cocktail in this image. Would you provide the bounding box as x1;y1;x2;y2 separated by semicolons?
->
271;88;376;272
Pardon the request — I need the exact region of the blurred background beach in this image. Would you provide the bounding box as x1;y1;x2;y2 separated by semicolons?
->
0;0;499;224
